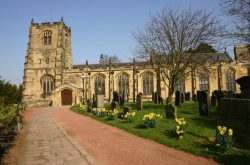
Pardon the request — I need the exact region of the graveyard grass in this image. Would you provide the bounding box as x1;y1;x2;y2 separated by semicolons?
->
72;102;250;164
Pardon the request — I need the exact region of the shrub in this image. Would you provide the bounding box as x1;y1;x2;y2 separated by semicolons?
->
143;113;162;128
171;117;186;139
122;112;136;123
216;125;235;152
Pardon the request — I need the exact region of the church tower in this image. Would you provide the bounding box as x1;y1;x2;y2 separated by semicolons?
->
22;18;73;106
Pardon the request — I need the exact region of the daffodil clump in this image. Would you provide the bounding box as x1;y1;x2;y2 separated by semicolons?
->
78;103;87;111
122;112;136;123
171;117;186;139
143;113;162;128
216;125;235;152
107;109;119;120
92;108;107;117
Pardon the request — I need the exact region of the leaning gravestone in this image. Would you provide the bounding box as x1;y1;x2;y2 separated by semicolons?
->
123;106;131;115
165;104;176;119
136;94;143;110
175;91;181;106
198;91;210;116
185;92;190;101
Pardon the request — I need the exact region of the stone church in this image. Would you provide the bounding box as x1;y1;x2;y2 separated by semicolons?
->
22;19;249;107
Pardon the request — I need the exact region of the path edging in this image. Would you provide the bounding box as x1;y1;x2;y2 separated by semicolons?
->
52;112;96;165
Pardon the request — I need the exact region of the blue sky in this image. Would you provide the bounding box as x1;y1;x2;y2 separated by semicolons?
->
0;0;234;85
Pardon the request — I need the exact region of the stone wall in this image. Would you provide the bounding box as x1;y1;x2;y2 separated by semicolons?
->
218;98;250;149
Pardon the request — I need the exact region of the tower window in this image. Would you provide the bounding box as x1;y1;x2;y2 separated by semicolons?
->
43;31;52;45
41;74;54;96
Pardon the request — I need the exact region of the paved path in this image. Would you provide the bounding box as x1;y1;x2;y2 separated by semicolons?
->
52;107;219;165
18;107;90;165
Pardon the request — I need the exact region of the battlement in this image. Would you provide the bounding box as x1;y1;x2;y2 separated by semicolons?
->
31;18;71;33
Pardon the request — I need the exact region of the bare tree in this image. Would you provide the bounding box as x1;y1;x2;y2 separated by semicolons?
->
220;0;250;43
133;9;221;103
99;54;122;64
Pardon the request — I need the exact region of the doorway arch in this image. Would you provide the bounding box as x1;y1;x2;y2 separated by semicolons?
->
61;89;72;105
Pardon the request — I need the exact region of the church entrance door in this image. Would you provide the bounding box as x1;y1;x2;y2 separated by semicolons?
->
61;89;72;105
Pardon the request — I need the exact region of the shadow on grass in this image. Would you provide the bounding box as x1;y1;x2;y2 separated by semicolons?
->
188;117;217;129
134;124;147;129
193;139;250;165
163;129;178;139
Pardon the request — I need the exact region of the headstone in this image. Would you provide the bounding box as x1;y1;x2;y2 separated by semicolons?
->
236;76;250;99
165;104;176;119
180;93;184;103
87;99;92;112
154;92;158;104
211;95;217;106
136;94;143;110
185;92;190;101
192;94;197;102
159;96;163;105
123;106;131;115
97;95;104;108
92;94;97;108
198;91;210;116
175;91;181;106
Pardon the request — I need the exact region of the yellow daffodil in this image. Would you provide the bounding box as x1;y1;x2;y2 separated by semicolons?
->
228;128;233;136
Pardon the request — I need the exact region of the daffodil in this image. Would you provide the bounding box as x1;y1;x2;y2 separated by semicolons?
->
228;128;233;136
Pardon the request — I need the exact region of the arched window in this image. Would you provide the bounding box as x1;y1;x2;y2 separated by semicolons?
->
94;74;105;95
142;72;154;95
118;73;129;95
226;68;236;92
43;31;52;45
41;74;54;95
199;69;209;92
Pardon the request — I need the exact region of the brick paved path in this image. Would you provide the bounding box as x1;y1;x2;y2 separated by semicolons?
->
18;107;90;165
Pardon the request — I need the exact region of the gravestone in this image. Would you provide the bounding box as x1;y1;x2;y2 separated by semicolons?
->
123;106;131;115
87;99;92;112
92;94;97;108
236;76;250;99
211;95;217;106
197;91;202;102
152;92;155;102
180;93;184;103
154;92;158;104
198;91;210;116
185;92;190;101
159;96;163;105
97;95;104;108
192;94;197;102
175;91;180;106
165;104;176;119
136;94;143;110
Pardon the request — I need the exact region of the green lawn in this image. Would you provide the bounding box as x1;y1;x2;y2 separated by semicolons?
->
71;101;250;164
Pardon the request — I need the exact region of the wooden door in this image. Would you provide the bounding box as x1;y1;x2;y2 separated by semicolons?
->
61;89;72;105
